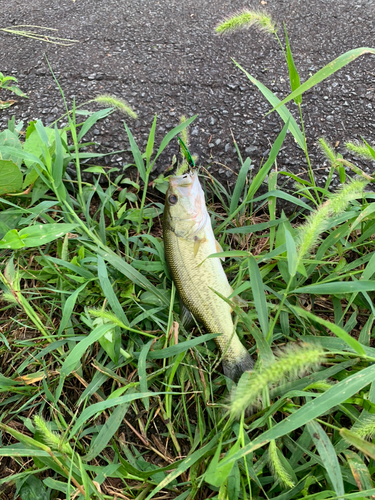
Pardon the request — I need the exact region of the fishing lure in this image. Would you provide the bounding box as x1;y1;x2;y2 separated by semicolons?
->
177;135;195;169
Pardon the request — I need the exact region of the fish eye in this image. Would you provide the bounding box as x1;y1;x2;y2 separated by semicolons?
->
168;194;178;205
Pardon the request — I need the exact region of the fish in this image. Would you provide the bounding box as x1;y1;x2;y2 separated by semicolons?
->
163;169;254;381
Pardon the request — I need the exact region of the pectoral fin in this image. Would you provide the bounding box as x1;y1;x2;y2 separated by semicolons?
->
194;236;206;257
215;240;225;262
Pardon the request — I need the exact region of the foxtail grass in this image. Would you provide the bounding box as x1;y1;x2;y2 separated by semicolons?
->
230;344;325;418
94;94;138;119
215;10;277;36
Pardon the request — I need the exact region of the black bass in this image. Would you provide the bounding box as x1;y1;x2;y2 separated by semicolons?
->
163;170;254;381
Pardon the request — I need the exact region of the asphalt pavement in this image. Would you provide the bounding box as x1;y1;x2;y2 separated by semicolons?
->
1;0;375;189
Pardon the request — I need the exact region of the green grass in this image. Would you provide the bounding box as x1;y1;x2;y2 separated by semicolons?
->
1;12;375;500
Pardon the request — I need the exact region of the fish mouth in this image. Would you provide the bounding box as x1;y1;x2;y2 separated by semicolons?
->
169;170;197;188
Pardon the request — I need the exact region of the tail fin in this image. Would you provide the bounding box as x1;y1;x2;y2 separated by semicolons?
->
222;351;254;383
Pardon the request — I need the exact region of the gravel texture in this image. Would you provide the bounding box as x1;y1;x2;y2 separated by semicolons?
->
1;0;375;189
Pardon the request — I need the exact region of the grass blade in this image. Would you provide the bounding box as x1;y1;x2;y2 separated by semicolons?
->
294;307;366;356
145;434;220;500
77;108;112;141
215;120;290;234
292;281;375;295
248;255;269;338
84;396;134;462
233;60;304;149
340;428;375;460
307;420;345;498
229;157;251;216
284;227;298;277
151;114;197;167
284;24;302;105
268;47;375;113
58;282;88;336
138;339;153;410
97;255;130;326
69;391;160;439
145;114;157;168
345;450;374;494
61;323;116;376
124;121;146;182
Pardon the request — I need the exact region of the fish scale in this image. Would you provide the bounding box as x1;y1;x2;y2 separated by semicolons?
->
163;170;254;381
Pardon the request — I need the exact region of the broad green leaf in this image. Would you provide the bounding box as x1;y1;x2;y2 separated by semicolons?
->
307;421;344;498
227;462;240;500
0;447;51;457
294;307;366;356
219;363;375;466
43;478;68;494
4;84;28;98
0;159;23;195
0;146;45;171
248;255;268;337
52;124;63;188
0;129;23;166
24;127;55;168
269;47;375;113
17;475;49;500
1;223;77;249
0;228;25;249
233;61;305;149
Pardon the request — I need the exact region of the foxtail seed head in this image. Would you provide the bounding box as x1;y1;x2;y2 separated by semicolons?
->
351;413;375;440
215;10;277;37
268;440;295;489
230;344;324;418
94;94;137;119
346;141;375;160
318;137;337;164
34;415;72;455
295;179;367;261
